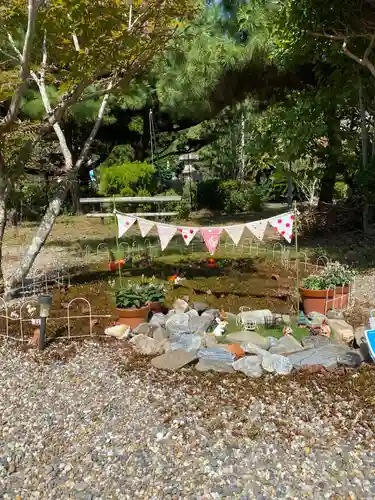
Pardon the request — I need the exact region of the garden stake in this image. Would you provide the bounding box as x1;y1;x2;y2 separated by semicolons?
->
113;197;123;286
294;200;300;314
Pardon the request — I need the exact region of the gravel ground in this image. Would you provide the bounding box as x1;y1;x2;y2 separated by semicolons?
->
0;341;375;499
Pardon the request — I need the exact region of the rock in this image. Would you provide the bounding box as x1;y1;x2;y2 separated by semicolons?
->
104;324;130;340
151;349;198;370
165;313;190;336
201;308;220;320
192;302;209;314
186;309;199;319
237;309;273;327
133;323;154;336
226;330;270;350
282;314;291;324
190;315;214;334
261;354;293;375
241;342;269;357
197;348;236;362
152;326;168;342
287;344;351;370
149;313;167;328
268;336;279;347
129;334;166;356
326;310;345;320
326;319;354;343
232;356;263;378
301;335;333;349
269;334;303;355
169;333;202;352
75;482;89;492
202;333;218;348
195;360;234;373
173;299;189;314
337;351;362;368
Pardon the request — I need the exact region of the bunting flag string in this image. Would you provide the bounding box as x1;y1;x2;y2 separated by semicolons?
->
201;227;223;255
246;219;268;241
268;211;295;244
177;226;199;245
113;209;296;253
137;217;155;238
116;213;136;238
156;223;177;251
225;224;245;246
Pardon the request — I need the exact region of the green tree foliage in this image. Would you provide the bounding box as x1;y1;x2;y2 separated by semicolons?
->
99;162;156;196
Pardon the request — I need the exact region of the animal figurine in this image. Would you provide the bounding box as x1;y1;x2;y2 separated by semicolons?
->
213;317;228;337
282;326;294;336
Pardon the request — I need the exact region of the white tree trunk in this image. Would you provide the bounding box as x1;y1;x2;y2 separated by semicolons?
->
6;86;112;293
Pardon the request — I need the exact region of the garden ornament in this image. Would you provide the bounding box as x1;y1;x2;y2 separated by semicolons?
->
241;318;257;331
213;317;228;337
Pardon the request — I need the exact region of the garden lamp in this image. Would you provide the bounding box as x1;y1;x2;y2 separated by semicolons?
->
38;294;52;350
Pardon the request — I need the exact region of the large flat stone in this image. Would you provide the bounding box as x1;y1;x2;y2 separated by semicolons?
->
327;319;354;344
129;334;166;356
301;335;334;349
269;335;303;355
195;360;234;373
151;349;198;370
226;330;270;350
287;345;351;370
189;315;214;334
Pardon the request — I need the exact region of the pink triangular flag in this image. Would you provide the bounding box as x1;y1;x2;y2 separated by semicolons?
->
176;226;198;246
225;224;245;246
116;213;136;238
137;217;154;238
246;219;268;241
269;212;294;244
200;227;222;255
156;223;176;251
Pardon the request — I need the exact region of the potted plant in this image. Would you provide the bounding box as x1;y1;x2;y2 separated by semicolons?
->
300;261;355;315
114;280;166;327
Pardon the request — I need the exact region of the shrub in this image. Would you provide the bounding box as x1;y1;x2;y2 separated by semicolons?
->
197;179;222;210
302;261;355;290
220;180;270;214
333;181;348;200
100;162;156;196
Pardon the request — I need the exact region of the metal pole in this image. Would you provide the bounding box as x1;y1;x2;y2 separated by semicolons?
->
294;200;300;314
39;317;46;350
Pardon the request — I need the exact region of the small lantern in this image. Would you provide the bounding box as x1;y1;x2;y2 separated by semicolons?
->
39;295;52;318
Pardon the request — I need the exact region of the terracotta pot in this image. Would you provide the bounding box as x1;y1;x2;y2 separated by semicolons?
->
115;305;150;329
299;286;349;315
148;301;166;314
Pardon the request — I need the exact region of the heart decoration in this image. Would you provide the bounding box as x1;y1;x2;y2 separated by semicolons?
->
268;212;295;243
177;226;198;246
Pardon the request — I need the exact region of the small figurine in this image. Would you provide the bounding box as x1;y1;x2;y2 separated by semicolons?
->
213;317;228;337
282;326;294;336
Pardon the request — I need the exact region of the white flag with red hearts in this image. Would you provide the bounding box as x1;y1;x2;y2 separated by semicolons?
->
156;223;177;251
177;226;199;245
246;219;268;241
116;213;136;238
268;212;295;243
137;217;154;238
225;224;245;246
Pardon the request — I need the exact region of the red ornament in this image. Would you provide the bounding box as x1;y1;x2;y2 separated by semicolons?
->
278;219;282;224
286;223;290;228
178;228;183;233
189;229;194;234
126;221;129;225
281;231;286;235
184;234;188;239
290;215;295;220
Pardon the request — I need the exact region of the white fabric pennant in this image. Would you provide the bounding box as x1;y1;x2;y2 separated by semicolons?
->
156;223;177;251
269;211;295;244
225;224;245;246
177;226;199;246
246;219;268;241
137;217;155;238
116;213;136;238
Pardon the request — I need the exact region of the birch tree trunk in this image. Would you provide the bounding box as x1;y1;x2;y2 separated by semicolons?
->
6;86;112;293
0;152;8;293
359;76;371;233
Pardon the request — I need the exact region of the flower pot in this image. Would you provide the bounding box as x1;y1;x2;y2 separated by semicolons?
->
299;286;349;315
115;305;150;329
148;301;166;314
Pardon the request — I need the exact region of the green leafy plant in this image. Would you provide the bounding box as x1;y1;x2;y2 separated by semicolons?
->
302;262;355;290
114;281;166;309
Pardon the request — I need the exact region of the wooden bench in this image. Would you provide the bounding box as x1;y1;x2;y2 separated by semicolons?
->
80;196;181;223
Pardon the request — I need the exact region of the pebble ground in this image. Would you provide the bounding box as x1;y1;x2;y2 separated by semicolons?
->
0;341;374;499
